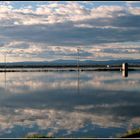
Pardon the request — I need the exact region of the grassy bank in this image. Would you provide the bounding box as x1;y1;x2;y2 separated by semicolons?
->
25;134;54;138
121;128;140;138
25;128;140;138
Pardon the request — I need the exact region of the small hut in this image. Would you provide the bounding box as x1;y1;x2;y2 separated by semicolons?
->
122;63;128;77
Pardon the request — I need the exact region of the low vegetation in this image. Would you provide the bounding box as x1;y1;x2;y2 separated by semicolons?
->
25;133;54;138
121;128;140;138
25;128;140;138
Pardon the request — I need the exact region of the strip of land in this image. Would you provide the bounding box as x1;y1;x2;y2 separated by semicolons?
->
0;66;140;72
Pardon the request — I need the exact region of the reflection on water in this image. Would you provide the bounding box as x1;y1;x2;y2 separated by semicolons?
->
122;70;128;78
121;68;128;78
77;70;80;94
0;71;140;138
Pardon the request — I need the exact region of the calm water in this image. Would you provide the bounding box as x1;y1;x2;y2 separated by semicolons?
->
0;71;140;138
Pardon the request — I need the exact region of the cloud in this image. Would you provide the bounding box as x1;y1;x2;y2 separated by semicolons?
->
0;4;140;47
1;21;140;47
1;41;140;62
0;2;140;61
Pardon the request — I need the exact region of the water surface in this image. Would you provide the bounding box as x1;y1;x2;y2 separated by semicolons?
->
0;71;140;138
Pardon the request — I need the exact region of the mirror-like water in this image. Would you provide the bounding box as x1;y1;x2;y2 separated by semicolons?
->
0;71;140;138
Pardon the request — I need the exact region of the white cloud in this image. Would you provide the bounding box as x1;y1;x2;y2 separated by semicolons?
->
91;6;127;18
0;2;140;61
128;7;140;15
0;2;138;26
0;2;139;26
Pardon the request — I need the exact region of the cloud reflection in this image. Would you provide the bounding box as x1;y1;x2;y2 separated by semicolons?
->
0;71;140;137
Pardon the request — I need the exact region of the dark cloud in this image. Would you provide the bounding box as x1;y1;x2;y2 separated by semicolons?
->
79;15;140;28
111;15;140;27
1;14;140;47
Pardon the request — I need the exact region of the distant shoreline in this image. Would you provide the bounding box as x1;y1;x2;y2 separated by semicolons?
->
0;66;140;72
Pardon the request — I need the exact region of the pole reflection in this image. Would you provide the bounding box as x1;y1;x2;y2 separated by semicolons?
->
77;70;80;94
122;70;128;77
4;72;7;92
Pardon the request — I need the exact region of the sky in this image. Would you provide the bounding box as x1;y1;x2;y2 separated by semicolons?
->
0;1;140;62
